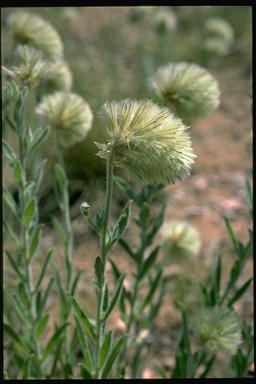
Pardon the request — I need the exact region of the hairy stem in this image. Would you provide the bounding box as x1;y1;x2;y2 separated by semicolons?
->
95;154;114;379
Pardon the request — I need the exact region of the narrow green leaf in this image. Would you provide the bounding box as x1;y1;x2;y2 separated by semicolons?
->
99;330;112;368
70;296;96;340
22;357;31;379
47;338;63;379
64;363;73;379
55;270;69;321
23;197;37;230
5;250;26;282
101;334;127;378
245;177;252;214
52;217;67;243
35;159;47;193
29;126;50;152
228;278;253;307
95;256;105;287
80;363;92;379
4;323;30;353
102;273;126;322
199;356;215;378
71;270;82;296
28;225;42;261
118;238;136;262
35;314;49;339
18;282;30;308
3;139;17;165
108;200;132;249
103;282;109;312
34;249;53;293
109;258;121;282
138;202;150;228
75;318;94;371
38;277;54;316
42;323;69;362
145;205;165;246
139;246;160;279
114;175;136;200
5;290;28;325
224;217;239;254
214;254;222;299
154;362;168;378
14;159;24;185
139;268;163;313
54;163;67;190
3;186;17;217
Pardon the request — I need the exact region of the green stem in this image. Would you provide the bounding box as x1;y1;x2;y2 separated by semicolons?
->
101;154;114;267
54;132;73;290
95;154;114;379
54;132;74;364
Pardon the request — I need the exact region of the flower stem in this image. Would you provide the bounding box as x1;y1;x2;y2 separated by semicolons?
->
54;132;74;290
95;154;114;379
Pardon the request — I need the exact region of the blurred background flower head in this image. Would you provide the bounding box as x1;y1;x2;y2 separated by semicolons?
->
2;45;49;89
36;91;93;148
149;62;220;120
161;220;201;261
8;11;64;59
191;306;242;354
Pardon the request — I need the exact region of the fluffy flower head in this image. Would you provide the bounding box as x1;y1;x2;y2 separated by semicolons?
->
152;8;177;32
36;92;93;148
2;45;49;89
8;11;63;59
161;220;201;260
97;99;195;185
43;60;73;92
191;306;242;354
204;17;234;45
149;62;220;119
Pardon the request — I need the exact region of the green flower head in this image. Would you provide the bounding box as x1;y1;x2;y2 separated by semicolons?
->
191;306;242;354
161;220;201;260
8;11;63;59
97;99;196;185
149;62;220;119
36;92;93;148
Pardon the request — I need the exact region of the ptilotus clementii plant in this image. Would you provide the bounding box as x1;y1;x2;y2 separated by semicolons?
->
2;70;65;378
36;91;93;373
77;98;195;379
